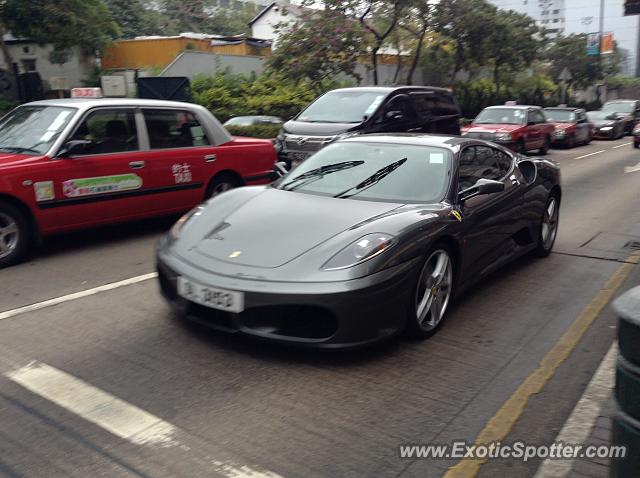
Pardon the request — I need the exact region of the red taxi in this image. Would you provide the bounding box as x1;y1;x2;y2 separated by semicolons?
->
544;107;594;147
462;105;554;155
0;98;278;267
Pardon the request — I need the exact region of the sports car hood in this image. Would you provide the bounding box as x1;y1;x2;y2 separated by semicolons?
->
466;124;522;133
190;188;402;268
592;119;616;127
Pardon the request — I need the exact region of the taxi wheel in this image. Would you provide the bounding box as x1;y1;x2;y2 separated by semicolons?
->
0;202;28;268
205;174;242;199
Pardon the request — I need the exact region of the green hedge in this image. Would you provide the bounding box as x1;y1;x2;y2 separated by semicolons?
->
225;124;281;139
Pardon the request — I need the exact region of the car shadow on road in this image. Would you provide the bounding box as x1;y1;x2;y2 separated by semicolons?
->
37;215;178;258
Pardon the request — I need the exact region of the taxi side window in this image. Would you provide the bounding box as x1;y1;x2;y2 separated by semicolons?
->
458;146;503;191
143;109;210;149
70;109;138;155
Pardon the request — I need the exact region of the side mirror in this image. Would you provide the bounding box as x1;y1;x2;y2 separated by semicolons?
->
58;140;92;157
527;120;536;126
459;178;505;202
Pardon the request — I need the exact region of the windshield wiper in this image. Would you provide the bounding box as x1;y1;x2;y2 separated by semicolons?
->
334;158;407;199
0;146;41;154
280;160;365;191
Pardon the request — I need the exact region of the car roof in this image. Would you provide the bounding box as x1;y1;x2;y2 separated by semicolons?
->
544;107;580;111
328;85;454;95
605;99;636;103
23;98;199;111
485;105;539;110
341;133;472;150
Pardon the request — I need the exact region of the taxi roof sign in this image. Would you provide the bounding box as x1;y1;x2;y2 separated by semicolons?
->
71;87;103;98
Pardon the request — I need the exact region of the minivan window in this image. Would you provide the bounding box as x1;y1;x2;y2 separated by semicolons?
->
297;91;386;123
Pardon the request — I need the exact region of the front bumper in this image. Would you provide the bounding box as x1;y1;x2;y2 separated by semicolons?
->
156;245;419;348
593;129;616;139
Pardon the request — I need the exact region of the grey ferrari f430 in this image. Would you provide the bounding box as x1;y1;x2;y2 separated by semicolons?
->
157;134;561;348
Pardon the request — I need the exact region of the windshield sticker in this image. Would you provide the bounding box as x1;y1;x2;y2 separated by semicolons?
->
429;153;444;164
365;95;385;116
34;181;55;202
49;111;72;131
62;174;142;198
172;163;192;183
39;130;56;142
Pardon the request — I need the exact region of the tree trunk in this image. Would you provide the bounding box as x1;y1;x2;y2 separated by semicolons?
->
392;40;402;84
406;23;427;85
371;46;379;85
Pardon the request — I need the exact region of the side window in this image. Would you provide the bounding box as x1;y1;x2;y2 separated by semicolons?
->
494;149;513;174
70;109;138;155
143;109;210;149
458;146;502;191
530;110;545;124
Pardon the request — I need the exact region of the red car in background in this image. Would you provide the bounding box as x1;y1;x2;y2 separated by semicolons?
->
0;98;278;268
462;105;554;155
544;107;594;147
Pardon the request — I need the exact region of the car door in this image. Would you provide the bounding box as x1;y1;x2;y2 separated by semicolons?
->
50;107;153;227
138;108;210;214
457;145;525;278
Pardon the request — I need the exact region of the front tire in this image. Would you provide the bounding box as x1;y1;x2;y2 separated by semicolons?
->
0;202;29;268
532;194;559;258
538;136;551;155
405;246;455;340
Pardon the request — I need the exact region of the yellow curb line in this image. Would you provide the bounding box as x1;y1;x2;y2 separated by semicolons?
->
443;251;640;478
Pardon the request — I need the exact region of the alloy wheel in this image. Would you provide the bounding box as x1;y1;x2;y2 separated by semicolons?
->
415;249;453;330
0;211;19;260
541;197;559;250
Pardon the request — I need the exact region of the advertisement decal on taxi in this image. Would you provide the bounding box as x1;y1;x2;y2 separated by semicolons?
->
62;174;142;198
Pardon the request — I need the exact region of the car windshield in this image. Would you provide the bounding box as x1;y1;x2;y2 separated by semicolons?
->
0;105;76;155
603;102;634;114
276;141;451;203
545;110;575;122
474;108;525;125
587;111;614;121
297;91;387;123
224;117;255;127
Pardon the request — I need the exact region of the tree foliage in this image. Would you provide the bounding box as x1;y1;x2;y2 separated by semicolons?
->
266;7;365;89
0;0;119;55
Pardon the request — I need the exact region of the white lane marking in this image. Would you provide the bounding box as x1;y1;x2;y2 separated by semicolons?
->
574;150;605;160
533;344;617;478
6;361;283;478
7;361;177;446
624;162;640;174
612;142;632;149
0;272;158;321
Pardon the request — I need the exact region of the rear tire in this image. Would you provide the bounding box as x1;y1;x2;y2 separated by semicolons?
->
532;194;559;258
405;245;455;340
516;139;526;155
205;173;242;199
0;202;29;268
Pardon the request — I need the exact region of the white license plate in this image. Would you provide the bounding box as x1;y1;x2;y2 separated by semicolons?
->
177;277;244;313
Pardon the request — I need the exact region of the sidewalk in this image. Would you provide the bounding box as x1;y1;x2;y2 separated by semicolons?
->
534;345;617;478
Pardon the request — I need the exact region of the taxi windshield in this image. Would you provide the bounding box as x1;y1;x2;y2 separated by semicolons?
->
0;105;76;155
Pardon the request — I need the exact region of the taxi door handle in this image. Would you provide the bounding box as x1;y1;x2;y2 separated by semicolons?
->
129;161;145;170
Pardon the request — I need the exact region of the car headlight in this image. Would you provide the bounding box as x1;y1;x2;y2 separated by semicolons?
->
494;132;513;142
554;127;566;137
600;126;613;131
322;233;394;270
169;204;206;239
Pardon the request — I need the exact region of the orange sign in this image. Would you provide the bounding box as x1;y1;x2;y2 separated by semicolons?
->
601;32;614;54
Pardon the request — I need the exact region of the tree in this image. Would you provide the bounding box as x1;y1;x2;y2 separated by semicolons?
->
266;8;365;90
545;34;620;88
399;0;436;84
103;0;179;38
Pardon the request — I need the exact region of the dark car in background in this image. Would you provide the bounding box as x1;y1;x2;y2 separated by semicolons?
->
601;99;640;134
275;86;461;168
587;110;625;139
633;122;640;148
544;107;594;147
462;105;554;154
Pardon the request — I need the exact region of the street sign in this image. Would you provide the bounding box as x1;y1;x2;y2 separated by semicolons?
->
558;68;572;81
586;33;600;55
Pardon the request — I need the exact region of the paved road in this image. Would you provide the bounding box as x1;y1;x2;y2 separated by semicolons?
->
1;138;639;478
